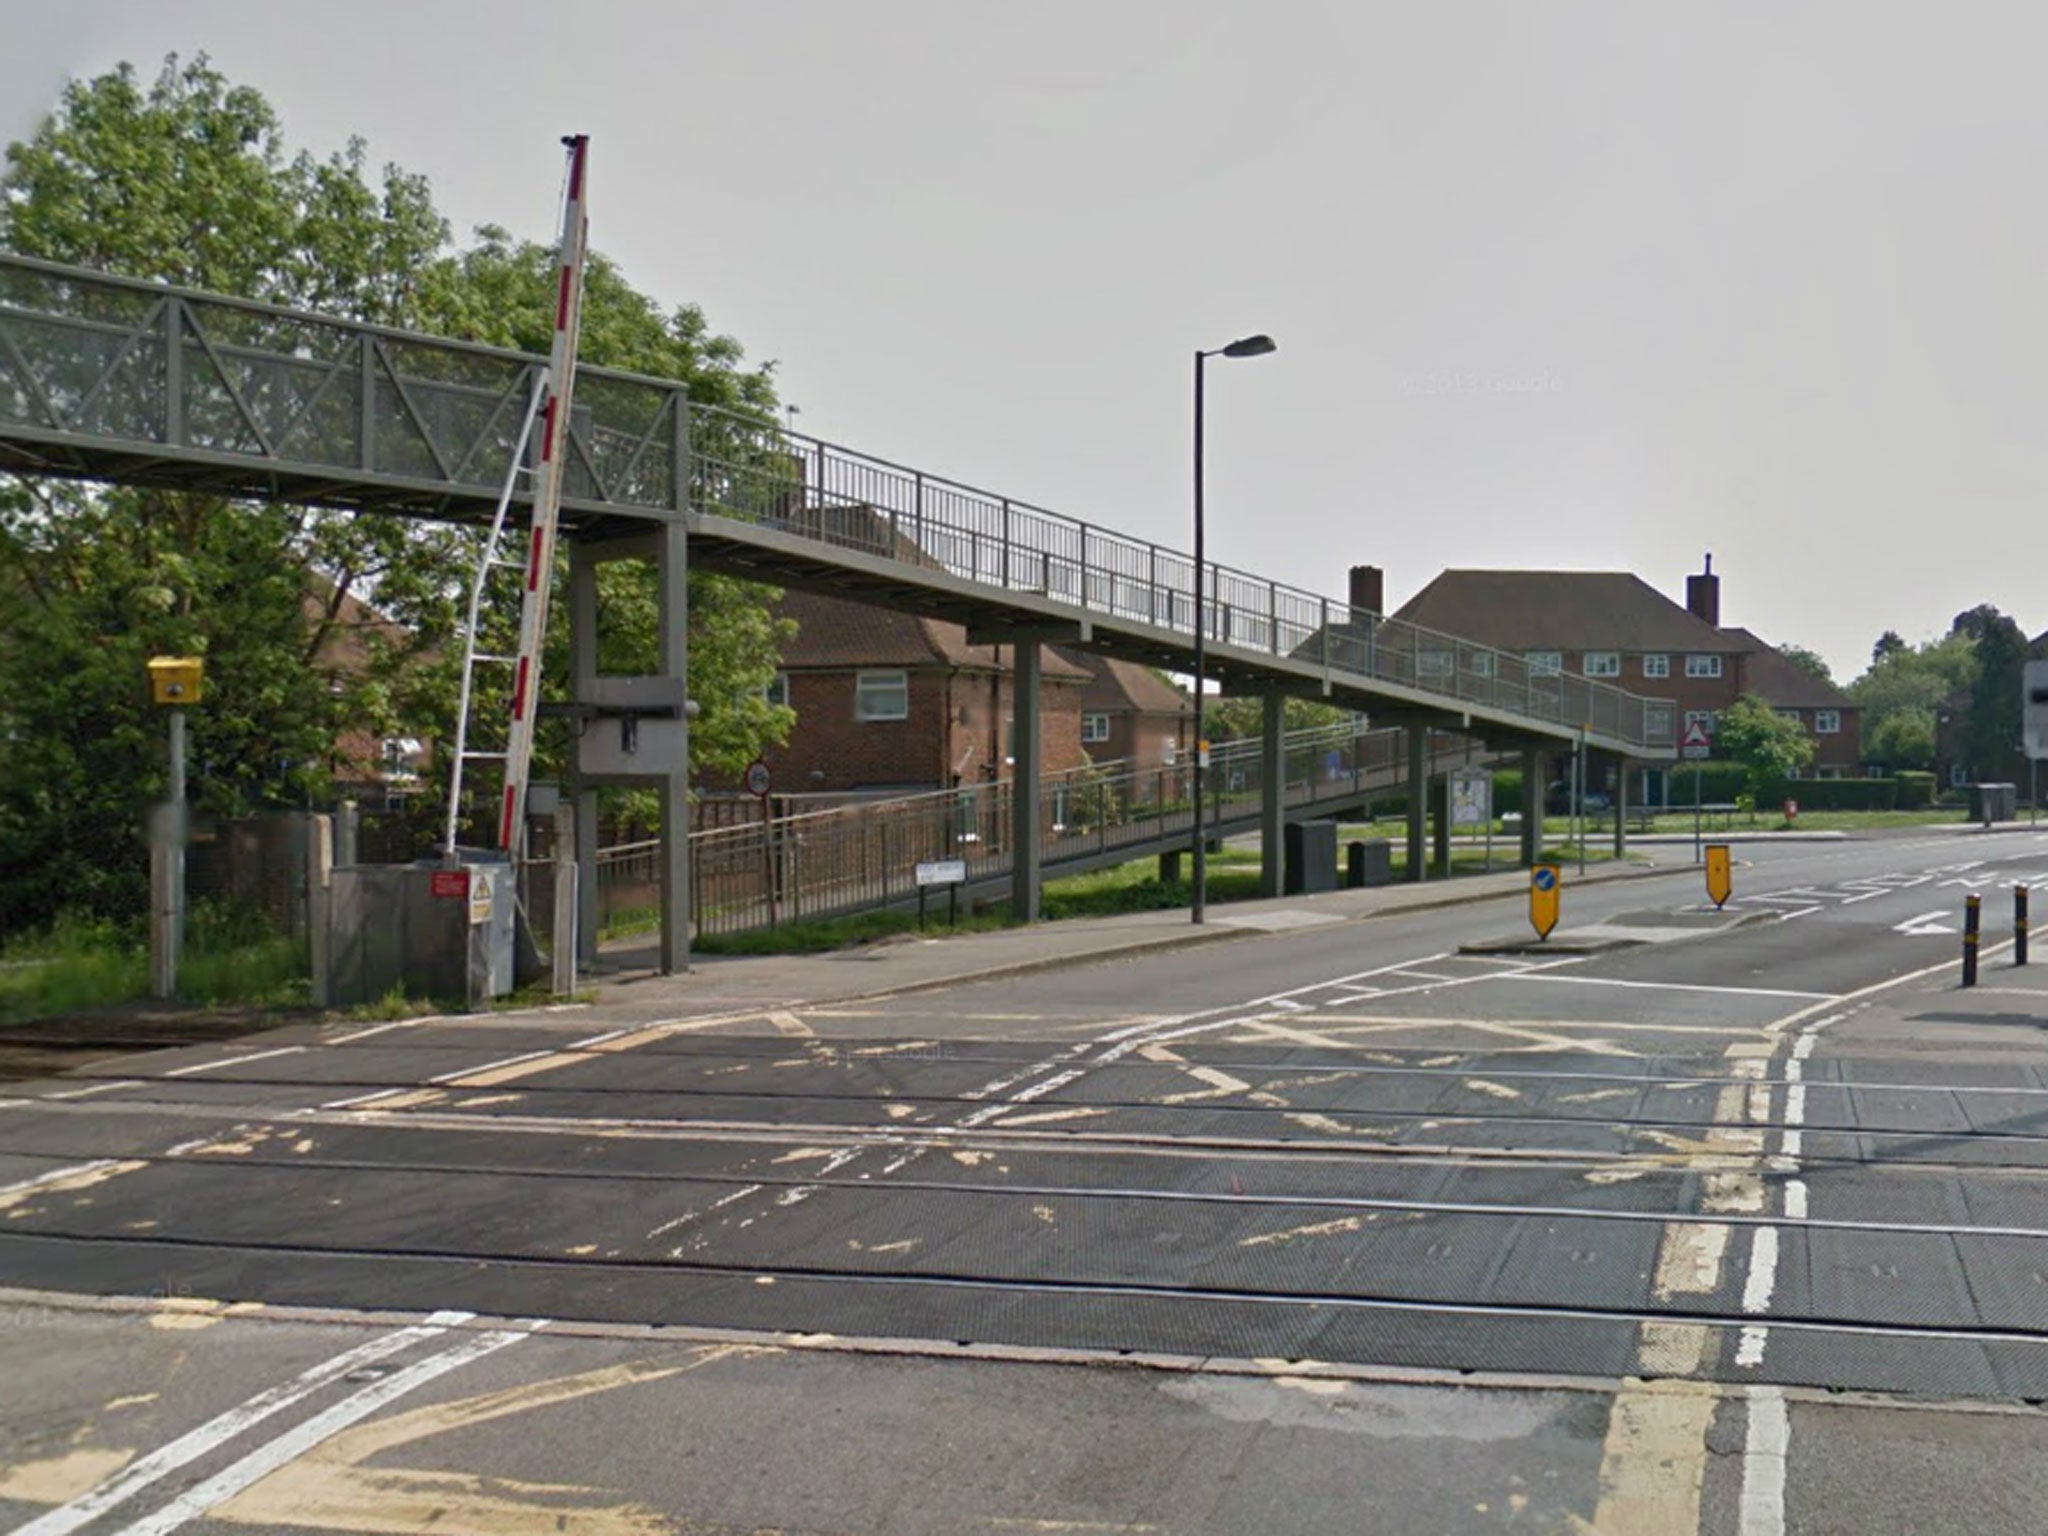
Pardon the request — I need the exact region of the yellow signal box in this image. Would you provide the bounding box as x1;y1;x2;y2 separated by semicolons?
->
147;656;205;706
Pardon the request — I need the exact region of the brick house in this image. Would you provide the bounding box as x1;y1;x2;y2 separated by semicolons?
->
1066;654;1190;797
1387;557;1860;802
748;587;1092;797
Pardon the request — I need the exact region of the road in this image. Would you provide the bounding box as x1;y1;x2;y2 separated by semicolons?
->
5;831;2048;1534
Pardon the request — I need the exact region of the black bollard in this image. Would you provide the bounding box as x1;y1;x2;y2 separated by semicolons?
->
2018;885;2030;967
1964;894;1981;987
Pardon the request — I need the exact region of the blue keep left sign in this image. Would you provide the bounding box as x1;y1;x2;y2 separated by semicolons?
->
1533;867;1557;892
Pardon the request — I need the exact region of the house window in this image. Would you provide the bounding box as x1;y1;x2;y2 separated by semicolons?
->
1526;651;1562;677
1642;654;1670;679
1815;709;1841;734
758;672;790;709
854;669;909;721
1685;654;1723;679
1469;652;1495;678
1418;649;1454;679
1685;709;1716;736
1583;651;1620;678
1778;708;1801;724
1082;712;1111;744
1161;736;1178;766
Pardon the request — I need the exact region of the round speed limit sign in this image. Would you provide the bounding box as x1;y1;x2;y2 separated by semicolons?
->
744;760;772;797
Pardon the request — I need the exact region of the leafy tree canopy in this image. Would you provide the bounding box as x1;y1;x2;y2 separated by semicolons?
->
1714;694;1815;797
1777;645;1833;684
0;54;792;926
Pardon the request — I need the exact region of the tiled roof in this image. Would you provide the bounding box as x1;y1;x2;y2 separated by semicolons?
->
1394;571;1740;654
1722;627;1855;710
775;589;1088;679
1065;653;1189;715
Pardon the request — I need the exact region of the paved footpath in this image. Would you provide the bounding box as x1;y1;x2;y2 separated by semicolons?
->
8;831;2048;1534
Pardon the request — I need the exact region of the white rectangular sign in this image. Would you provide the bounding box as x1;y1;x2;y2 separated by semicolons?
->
1449;767;1492;828
2026;659;2048;761
916;859;967;887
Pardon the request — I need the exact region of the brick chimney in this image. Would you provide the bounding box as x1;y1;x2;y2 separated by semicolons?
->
1685;554;1720;627
1349;565;1385;617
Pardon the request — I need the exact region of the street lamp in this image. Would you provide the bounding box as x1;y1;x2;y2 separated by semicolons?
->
1191;333;1277;924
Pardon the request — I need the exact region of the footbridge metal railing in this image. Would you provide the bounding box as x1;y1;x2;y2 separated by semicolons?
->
0;255;1676;760
595;720;1491;939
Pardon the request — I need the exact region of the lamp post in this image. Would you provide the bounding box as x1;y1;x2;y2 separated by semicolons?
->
1191;333;1276;924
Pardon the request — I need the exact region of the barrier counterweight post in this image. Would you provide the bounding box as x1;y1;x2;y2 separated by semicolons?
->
2017;885;2030;967
1964;894;1981;987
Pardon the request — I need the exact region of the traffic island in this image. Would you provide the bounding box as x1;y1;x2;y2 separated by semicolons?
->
1458;906;1773;956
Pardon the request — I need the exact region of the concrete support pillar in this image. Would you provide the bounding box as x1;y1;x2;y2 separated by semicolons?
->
569;539;601;971
1012;641;1043;921
1613;756;1630;858
656;522;691;975
1260;687;1286;898
1431;773;1451;876
1521;747;1545;866
1405;725;1427;883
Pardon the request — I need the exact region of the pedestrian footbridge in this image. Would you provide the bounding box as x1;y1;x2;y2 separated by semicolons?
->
0;255;1674;968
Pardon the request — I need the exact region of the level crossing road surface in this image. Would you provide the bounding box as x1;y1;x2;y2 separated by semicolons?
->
8;832;2048;1533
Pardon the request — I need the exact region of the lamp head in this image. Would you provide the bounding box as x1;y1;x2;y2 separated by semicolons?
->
1220;334;1277;358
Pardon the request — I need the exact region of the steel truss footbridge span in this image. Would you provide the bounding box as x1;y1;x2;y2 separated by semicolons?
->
0;254;1677;968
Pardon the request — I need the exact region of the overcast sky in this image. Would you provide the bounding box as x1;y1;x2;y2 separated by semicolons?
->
7;2;2045;681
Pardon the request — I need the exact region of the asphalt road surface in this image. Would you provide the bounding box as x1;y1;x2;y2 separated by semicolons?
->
7;831;2048;1534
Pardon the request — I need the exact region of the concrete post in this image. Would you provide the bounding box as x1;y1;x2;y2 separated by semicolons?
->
569;539;601;971
1012;642;1043;920
552;800;578;997
1521;747;1545;866
1613;756;1630;857
1405;725;1427;883
1260;687;1286;897
656;521;691;974
335;799;359;868
306;813;333;1009
1431;773;1451;876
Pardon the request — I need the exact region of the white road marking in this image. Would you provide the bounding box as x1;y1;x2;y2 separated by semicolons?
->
0;1159;132;1202
318;1087;409;1110
42;1081;137;1101
114;1325;530;1536
1737;1386;1790;1536
428;1048;554;1084
9;1318;472;1536
162;1046;305;1078
1509;974;1837;1001
1742;1227;1780;1314
325;1019;424;1044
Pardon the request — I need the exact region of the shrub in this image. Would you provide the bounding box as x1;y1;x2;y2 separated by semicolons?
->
1895;772;1937;811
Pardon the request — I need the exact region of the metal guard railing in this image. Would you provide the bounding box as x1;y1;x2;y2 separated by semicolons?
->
597;720;1492;938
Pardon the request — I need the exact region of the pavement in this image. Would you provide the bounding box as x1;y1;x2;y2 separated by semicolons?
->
8;829;2048;1532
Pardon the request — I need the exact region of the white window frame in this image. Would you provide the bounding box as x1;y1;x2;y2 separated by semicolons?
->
1468;652;1495;678
1526;651;1562;677
1642;654;1670;679
1814;709;1840;735
761;672;790;709
1685;654;1723;679
1684;709;1716;735
1582;651;1620;678
1418;649;1455;679
854;669;909;722
1081;712;1111;744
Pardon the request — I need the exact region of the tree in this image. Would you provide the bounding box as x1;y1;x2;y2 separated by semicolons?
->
0;55;794;925
1871;630;1907;667
1953;605;2029;784
1848;631;1976;772
1202;695;1356;742
1714;694;1814;802
1778;645;1833;684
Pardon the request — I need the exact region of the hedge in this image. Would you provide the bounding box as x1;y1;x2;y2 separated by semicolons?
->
1895;772;1937;811
1765;777;1899;811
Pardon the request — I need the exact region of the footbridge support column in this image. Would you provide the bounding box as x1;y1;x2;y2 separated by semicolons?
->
1520;746;1546;867
1406;725;1427;883
1260;688;1286;898
1011;641;1042;922
1613;755;1631;858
